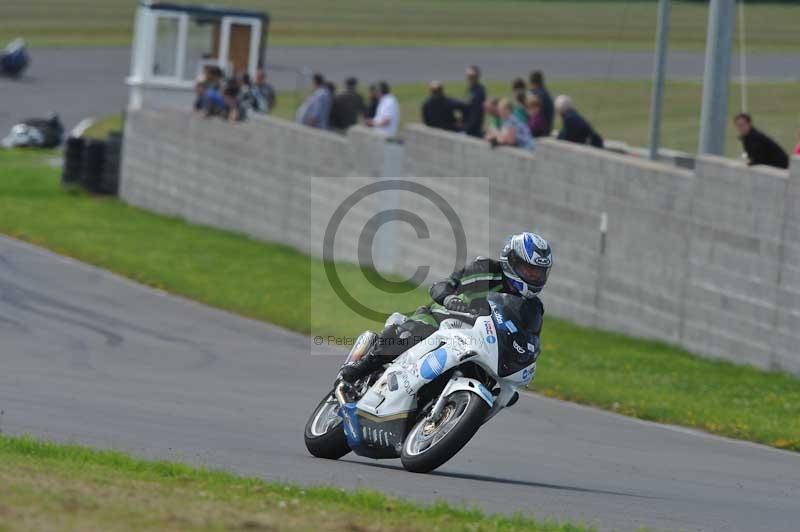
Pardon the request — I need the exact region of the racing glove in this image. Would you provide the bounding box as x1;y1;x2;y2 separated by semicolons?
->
443;295;470;313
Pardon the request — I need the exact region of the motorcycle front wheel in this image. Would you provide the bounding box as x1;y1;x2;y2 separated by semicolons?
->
401;390;489;473
304;391;351;460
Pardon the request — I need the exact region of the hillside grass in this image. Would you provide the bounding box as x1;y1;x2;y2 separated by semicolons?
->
0;434;588;531
1;149;799;452
1;0;799;52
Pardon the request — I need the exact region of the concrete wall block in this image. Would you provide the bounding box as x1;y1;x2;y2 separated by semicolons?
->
120;109;800;373
682;321;772;369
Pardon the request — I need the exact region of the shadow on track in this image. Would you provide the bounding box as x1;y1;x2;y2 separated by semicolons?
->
340;458;663;500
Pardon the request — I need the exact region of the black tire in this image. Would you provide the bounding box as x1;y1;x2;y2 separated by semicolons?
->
401;391;489;473
304;392;351;460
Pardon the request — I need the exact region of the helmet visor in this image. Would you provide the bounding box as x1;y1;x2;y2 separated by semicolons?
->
510;253;549;287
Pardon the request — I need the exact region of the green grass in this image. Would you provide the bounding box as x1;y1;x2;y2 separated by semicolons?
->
82;113;124;140
0;434;587;531
2;0;799;51
1;149;800;452
271;79;800;159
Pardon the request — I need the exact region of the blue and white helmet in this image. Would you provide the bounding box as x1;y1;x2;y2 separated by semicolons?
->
500;232;552;298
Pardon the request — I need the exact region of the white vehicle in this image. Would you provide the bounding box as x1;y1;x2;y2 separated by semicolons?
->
304;292;540;473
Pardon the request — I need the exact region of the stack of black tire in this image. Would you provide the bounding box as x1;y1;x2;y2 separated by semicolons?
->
61;132;122;195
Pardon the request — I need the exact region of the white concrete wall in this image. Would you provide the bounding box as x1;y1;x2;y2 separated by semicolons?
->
121;108;798;373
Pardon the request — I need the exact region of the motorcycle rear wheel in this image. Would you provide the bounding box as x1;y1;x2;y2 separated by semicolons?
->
304;391;351;460
401;390;489;473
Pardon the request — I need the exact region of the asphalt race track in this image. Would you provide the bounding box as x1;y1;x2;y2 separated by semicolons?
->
2;45;800;137
1;235;799;531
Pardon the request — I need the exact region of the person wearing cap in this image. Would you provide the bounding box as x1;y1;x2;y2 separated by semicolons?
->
461;65;486;138
330;76;366;131
421;81;461;132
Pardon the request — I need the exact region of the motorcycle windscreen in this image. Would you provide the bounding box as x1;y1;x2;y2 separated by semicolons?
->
487;293;541;377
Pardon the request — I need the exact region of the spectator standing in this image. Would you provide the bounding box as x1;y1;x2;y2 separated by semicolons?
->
486;98;534;150
526;94;549;138
367;81;400;136
330;77;366;131
462;65;486;138
365;84;380;119
248;68;276;113
529;70;554;134
555;95;603;148
511;78;529;124
732;113;789;168
421;81;461;132
296;73;332;129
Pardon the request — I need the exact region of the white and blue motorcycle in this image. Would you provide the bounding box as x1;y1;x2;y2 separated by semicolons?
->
304;292;540;473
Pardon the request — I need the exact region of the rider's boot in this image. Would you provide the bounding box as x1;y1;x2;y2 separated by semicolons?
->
340;324;399;383
340;349;384;383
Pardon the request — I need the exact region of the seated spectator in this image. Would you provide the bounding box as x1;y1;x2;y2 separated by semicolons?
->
486;98;534;151
366;81;399;137
365;84;380;119
529;70;554;134
245;68;276;113
330;77;366;131
733;113;789;169
296;73;332;129
421;81;461;132
511;78;529;125
525;94;550;138
483;97;502;132
555;95;603;148
222;83;246;122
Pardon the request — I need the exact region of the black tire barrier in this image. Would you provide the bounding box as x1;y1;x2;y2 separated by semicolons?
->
101;132;122;195
61;136;84;185
82;139;107;194
62;133;123;195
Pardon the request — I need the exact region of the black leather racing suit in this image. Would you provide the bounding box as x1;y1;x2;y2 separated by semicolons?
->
368;257;543;365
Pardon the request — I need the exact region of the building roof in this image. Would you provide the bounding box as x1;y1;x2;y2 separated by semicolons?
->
143;1;269;22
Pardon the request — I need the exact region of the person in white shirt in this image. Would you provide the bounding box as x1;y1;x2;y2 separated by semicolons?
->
366;81;399;137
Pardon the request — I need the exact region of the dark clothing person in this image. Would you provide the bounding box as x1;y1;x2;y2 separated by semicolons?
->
558;109;603;148
330;90;366;130
740;127;789;169
421;93;461;132
530;86;554;133
367;257;543;364
365;96;379;119
463;83;486;138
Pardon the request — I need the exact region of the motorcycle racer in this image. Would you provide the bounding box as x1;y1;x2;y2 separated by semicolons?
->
341;232;552;383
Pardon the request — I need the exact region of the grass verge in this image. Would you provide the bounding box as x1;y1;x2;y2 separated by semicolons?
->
2;0;799;52
1;149;800;452
0;434;588;531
